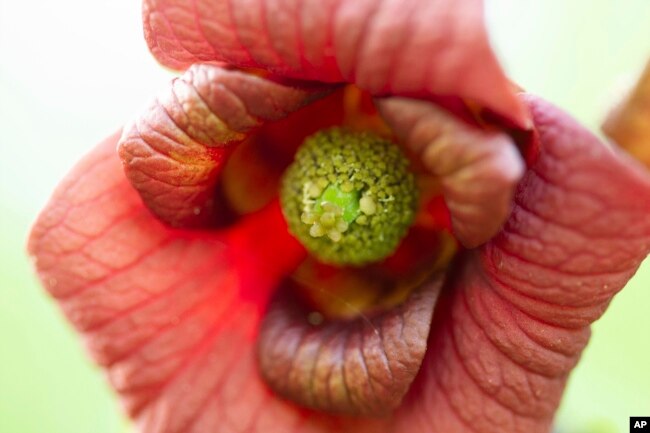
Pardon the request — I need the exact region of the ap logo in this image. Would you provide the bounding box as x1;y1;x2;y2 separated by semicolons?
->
631;417;650;431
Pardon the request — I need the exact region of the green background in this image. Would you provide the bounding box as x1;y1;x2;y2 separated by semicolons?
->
1;0;649;432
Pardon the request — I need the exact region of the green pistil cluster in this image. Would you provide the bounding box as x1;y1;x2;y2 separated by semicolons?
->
280;128;418;266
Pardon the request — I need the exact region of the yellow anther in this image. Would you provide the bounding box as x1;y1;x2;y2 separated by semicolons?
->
301;212;316;225
310;224;326;238
327;230;342;242
359;196;377;215
320;212;336;227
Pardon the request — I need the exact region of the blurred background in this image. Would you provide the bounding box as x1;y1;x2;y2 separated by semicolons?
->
0;0;648;432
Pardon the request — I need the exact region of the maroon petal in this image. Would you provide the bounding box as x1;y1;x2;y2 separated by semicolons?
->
394;94;650;433
142;0;529;127
258;275;443;416
118;63;329;227
377;97;525;248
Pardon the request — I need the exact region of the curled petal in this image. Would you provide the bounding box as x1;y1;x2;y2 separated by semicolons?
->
143;0;529;126
377;97;525;248
395;94;650;433
118;63;328;227
258;276;443;416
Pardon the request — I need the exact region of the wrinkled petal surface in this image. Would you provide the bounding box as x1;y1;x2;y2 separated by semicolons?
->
143;0;529;126
258;276;443;416
119;64;329;227
395;94;650;433
378;97;525;248
29;94;650;433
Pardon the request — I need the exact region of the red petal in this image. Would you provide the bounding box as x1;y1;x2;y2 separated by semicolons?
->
142;0;529;127
394;94;650;432
118;64;329;227
378;97;525;248
29;133;370;432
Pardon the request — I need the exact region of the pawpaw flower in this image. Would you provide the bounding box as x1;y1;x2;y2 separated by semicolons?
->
28;1;650;433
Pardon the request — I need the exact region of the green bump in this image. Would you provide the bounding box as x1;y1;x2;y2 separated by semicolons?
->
280;128;418;266
315;184;360;223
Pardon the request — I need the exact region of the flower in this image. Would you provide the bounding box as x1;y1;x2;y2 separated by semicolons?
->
28;1;650;433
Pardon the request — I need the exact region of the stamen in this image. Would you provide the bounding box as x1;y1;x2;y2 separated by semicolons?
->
280;128;418;266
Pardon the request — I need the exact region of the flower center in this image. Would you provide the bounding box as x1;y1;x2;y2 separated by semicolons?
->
280;128;418;266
